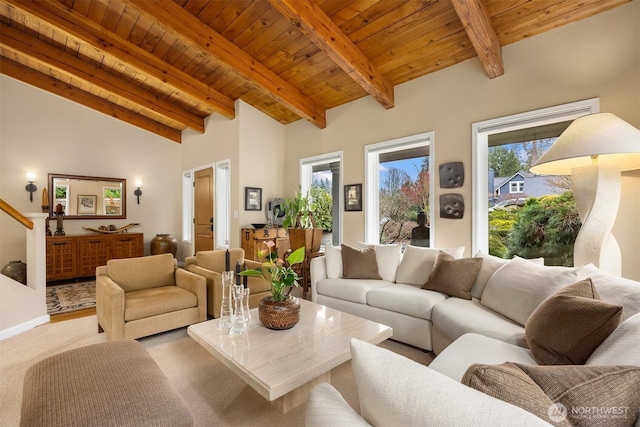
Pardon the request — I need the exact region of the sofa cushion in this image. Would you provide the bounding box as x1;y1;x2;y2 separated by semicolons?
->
525;279;622;365
471;252;544;299
325;245;343;279
587;312;640;366
423;252;483;300
463;362;640;427
371;244;402;282
481;257;579;326
124;286;198;321
315;278;392;304
577;264;640;321
395;245;465;286
349;338;551;426
431;298;527;349
366;283;446;320
429;333;537;382
107;253;176;292
195;248;244;273
341;244;381;280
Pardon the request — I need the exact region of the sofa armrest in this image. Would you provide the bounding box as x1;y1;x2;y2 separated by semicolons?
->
310;255;327;303
186;264;223;318
305;383;371;427
176;268;207;321
96;274;125;340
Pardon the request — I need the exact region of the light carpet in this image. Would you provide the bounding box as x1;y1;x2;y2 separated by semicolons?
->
0;315;433;427
46;282;96;315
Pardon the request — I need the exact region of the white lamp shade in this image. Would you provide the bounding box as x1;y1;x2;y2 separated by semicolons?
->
530;113;640;175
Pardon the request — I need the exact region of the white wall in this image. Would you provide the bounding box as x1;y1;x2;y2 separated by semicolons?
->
181;100;285;253
283;1;640;279
0;75;184;264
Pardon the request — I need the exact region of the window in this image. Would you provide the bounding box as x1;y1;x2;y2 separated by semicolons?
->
509;181;524;193
300;152;342;246
472;98;599;259
365;132;433;245
182;172;192;243
215;160;231;249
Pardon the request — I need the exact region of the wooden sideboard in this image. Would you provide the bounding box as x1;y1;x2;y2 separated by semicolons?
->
46;233;144;282
241;228;290;261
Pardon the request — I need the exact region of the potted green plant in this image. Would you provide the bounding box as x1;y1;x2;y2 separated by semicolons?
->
282;187;322;253
239;241;305;329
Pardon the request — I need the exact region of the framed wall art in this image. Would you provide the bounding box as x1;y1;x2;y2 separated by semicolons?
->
245;187;262;211
344;184;362;211
77;195;97;215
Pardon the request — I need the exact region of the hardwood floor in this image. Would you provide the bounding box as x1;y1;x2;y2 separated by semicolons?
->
49;307;96;323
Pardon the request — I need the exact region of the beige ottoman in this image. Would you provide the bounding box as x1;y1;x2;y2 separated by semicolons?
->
20;340;193;427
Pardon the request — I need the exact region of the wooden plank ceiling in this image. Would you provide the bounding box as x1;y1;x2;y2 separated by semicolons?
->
0;0;629;143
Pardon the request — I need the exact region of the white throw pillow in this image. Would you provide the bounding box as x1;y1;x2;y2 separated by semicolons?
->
356;242;402;282
325;245;343;279
471;252;544;299
350;338;551;426
586;312;640;366
480;257;579;326
395;245;464;286
577;264;640;321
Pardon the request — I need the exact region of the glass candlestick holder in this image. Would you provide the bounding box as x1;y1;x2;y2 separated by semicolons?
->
229;285;247;336
219;271;234;329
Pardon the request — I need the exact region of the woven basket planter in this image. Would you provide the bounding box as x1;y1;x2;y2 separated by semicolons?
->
258;295;300;330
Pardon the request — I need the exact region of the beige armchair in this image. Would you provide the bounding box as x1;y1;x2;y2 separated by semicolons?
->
185;248;271;318
96;253;206;340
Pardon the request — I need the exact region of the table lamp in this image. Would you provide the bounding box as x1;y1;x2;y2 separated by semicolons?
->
530;113;640;275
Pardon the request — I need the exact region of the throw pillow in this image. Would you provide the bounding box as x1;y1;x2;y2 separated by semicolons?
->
577;263;640;322
325;245;343;279
471;252;544;299
357;242;402;282
587;312;640;366
422;251;483;299
481;257;579;326
349;338;550;426
525;278;623;365
395;245;465;286
463;362;640;427
341;244;381;280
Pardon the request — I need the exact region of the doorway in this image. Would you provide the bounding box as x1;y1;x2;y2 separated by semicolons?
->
194;167;214;253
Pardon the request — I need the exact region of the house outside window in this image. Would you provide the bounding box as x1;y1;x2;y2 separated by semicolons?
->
509;181;524;193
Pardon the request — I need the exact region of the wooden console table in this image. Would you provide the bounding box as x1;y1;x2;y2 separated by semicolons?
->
241;227;290;261
46;233;143;282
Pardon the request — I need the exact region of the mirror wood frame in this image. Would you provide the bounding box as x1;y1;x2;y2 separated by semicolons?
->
48;173;127;220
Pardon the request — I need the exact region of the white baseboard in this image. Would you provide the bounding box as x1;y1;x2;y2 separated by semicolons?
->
0;315;50;341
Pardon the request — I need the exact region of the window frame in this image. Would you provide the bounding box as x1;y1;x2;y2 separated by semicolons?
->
471;98;599;255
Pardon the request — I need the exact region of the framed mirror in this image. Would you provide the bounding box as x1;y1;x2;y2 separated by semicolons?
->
48;173;127;219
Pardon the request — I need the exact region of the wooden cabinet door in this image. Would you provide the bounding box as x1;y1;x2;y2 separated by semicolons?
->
77;237;110;276
111;234;143;259
46;238;77;281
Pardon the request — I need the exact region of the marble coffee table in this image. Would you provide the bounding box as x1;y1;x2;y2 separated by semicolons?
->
187;298;392;413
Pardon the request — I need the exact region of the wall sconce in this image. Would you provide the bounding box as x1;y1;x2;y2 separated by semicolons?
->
134;180;143;204
25;172;37;203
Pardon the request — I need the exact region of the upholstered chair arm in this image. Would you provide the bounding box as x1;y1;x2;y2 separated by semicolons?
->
96;273;126;340
244;259;262;270
175;268;207;321
184;256;196;269
186;264;222;318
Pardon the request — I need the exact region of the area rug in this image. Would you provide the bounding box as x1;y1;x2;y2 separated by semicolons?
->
46;281;96;315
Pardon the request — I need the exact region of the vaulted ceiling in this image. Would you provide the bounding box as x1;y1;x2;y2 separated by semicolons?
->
0;0;629;143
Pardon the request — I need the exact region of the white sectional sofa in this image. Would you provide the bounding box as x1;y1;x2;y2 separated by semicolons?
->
306;246;640;426
310;244;640;354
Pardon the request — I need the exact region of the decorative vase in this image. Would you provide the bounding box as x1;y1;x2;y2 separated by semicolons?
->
150;234;178;257
1;260;27;285
258;295;300;330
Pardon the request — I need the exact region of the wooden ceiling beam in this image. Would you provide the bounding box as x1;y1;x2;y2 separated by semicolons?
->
0;57;182;143
0;22;205;133
269;0;394;109
3;0;236;120
450;0;504;78
123;0;326;129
